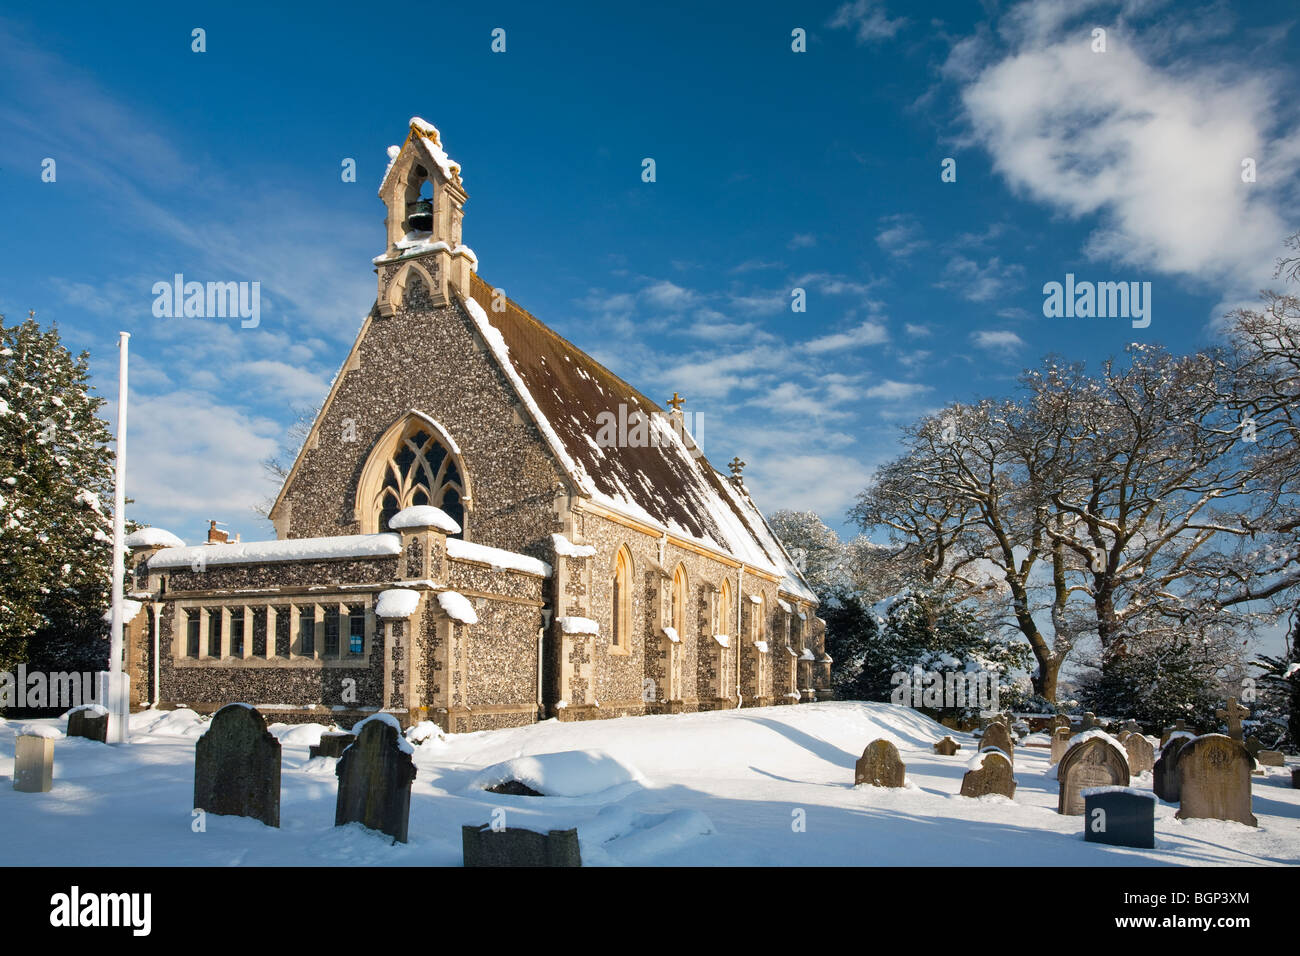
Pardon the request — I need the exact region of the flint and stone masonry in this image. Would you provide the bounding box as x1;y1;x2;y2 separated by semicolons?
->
117;118;828;733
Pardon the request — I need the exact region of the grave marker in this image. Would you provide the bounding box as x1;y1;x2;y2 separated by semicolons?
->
1083;788;1156;849
1123;734;1155;775
979;722;1015;763
66;706;108;743
1153;736;1191;802
193;704;281;828
462;825;582;867
854;739;905;788
1058;737;1130;815
933;736;961;756
960;749;1015;799
335;715;417;843
1216;698;1249;741
13;734;54;793
1175;735;1256;827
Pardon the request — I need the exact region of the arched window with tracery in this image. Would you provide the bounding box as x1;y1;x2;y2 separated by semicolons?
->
671;564;687;638
612;546;632;653
358;413;469;536
719;578;732;636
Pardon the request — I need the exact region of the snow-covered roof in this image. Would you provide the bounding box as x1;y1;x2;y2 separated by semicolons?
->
436;590;478;624
551;533;597;558
149;534;403;569
375;588;422;619
389;505;461;533
462;273;818;605
446;538;551;577
558;616;599;635
124;527;185;549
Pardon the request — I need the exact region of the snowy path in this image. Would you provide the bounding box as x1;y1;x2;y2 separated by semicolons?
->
0;702;1295;866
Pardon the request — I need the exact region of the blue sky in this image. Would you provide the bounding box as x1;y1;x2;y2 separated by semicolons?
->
1;0;1298;547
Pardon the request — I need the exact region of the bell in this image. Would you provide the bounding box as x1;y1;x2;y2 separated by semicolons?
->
405;199;433;233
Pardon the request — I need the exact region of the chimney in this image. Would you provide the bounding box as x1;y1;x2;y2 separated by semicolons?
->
207;520;230;545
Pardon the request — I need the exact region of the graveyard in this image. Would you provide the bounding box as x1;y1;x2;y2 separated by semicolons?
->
1;700;1296;866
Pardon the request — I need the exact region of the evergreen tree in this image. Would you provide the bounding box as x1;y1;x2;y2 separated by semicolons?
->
1076;634;1223;729
0;312;116;679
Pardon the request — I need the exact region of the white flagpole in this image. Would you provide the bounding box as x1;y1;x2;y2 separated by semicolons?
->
105;331;130;743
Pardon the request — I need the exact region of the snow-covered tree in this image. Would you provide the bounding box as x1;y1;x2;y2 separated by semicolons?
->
766;509;846;600
0;312;116;677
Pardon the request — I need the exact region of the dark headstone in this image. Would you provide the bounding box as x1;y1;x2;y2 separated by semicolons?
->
1292;768;1300;789
979;722;1015;762
1083;789;1156;849
335;717;417;843
309;732;356;759
486;779;545;797
462;825;582;867
1153;736;1190;802
933;736;961;756
1058;738;1130;815
1244;735;1263;758
854;739;905;788
66;708;108;743
1175;735;1257;827
960;749;1015;799
1049;715;1071;734
193;704;280;828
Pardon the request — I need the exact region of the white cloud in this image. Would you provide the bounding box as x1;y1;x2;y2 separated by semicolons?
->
803;320;890;353
960;3;1300;305
938;255;1024;302
864;380;932;401
971;329;1026;353
788;233;817;249
827;0;907;44
876;215;928;258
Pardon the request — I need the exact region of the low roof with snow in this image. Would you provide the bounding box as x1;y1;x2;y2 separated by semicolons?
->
463;273;816;603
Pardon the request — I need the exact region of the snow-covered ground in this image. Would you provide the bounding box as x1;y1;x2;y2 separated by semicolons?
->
0;701;1295;866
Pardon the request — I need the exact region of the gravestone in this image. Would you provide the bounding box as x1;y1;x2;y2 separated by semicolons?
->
1048;715;1071;735
309;732;356;760
13;734;54;793
193;704;281;828
335;716;418;843
1058;738;1130;815
1083;788;1156;849
1050;727;1073;765
66;707;108;743
1175;735;1256;827
1257;750;1284;768
933;735;961;756
854;739;906;788
1153;736;1191;802
979;722;1015;762
462;825;582;867
1116;731;1132;744
1122;719;1141;735
1161;720;1190;747
1216;697;1248;741
960;749;1016;799
1292;768;1300;789
1123;734;1155;775
1244;735;1263;758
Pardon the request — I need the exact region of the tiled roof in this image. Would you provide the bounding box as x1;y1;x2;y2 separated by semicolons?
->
464;273;816;602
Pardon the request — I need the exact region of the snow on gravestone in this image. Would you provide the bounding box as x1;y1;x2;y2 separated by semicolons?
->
13;734;54;793
193;704;281;828
1153;735;1192;802
854;739;906;788
66;705;109;743
1123;734;1155;775
933;736;960;756
1057;736;1129;816
335;714;417;843
1174;735;1257;827
978;722;1015;763
960;749;1015;799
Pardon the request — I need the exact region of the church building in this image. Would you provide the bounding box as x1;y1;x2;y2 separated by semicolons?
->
119;118;831;732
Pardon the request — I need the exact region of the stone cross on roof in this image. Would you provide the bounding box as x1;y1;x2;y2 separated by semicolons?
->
666;392;685;413
1216;697;1249;740
728;457;746;478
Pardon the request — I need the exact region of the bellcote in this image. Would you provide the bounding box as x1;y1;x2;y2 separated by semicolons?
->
374;117;477;313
